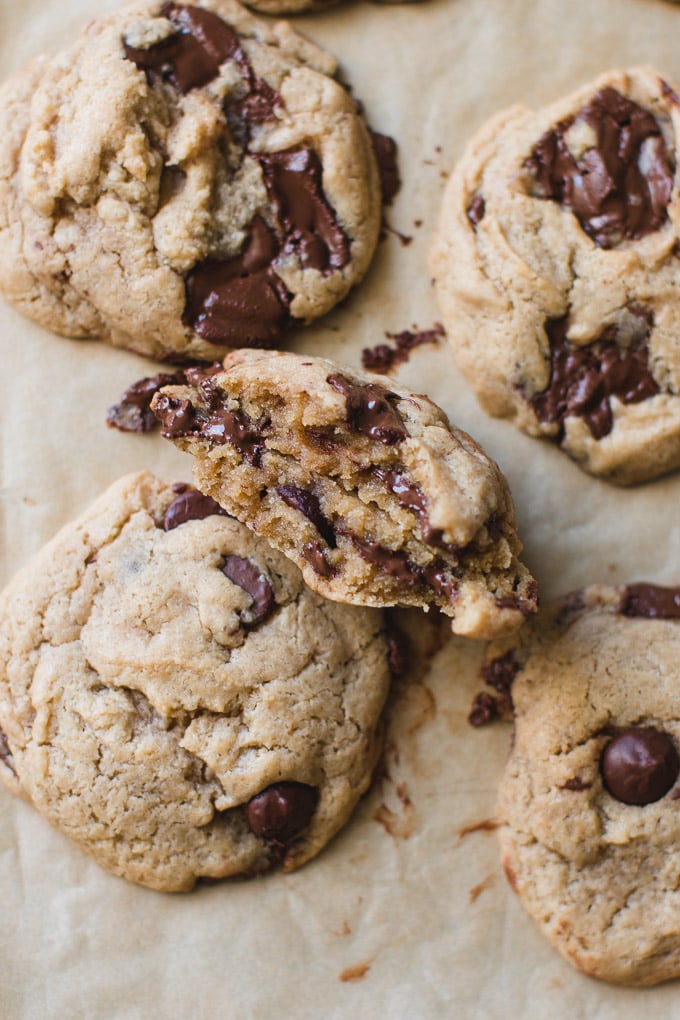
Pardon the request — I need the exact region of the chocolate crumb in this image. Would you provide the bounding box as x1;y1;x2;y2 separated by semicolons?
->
361;323;445;374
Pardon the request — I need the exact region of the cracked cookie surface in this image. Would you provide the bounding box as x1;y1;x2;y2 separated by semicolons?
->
0;471;390;891
430;67;680;485
492;582;680;985
150;349;537;639
0;0;380;361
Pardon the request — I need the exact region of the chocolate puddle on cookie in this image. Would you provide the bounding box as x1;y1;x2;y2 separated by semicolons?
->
530;311;660;440
526;87;674;248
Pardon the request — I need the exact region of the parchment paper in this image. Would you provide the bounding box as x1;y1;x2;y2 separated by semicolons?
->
4;0;680;1015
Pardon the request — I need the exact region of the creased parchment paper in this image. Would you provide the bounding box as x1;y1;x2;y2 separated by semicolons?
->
4;0;680;1015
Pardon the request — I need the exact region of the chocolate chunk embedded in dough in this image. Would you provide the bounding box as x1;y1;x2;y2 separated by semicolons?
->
222;554;275;625
163;487;229;530
245;782;317;842
619;583;680;619
601;728;680;805
526;88;674;248
327;373;407;444
530;313;659;440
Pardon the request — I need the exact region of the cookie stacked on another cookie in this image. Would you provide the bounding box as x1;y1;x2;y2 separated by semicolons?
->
0;472;392;891
150;349;538;639
431;67;680;484
0;0;381;360
490;583;680;985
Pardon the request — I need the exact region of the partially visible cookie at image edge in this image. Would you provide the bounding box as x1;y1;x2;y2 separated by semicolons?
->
0;471;391;891
150;349;538;640
0;0;382;361
491;582;680;985
431;67;680;485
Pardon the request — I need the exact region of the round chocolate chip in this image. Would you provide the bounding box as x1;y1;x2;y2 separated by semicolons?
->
245;782;317;843
601;727;680;805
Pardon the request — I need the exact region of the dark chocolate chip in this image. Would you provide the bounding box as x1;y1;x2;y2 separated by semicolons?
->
346;534;418;583
561;776;591;791
327;373;407;445
466;194;485;226
481;652;520;700
375;465;456;552
619;583;680;619
124;2;240;94
184;217;292;348
245;782;317;843
530;312;659;440
369;131;401;206
601;727;680;804
276;484;336;548
526;88;674;248
259;148;351;274
222;554;275;626
163;487;229;530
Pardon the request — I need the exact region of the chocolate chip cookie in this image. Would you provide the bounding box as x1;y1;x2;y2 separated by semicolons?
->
150;350;537;639
494;582;680;985
431;67;680;485
0;472;391;891
0;0;381;361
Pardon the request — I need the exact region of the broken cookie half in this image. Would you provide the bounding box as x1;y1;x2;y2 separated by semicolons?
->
151;349;538;639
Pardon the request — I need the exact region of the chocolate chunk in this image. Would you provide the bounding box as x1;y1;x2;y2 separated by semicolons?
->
0;727;16;776
619;582;680;619
601;727;680;804
526;88;674;248
361;323;445;374
375;465;455;552
468;691;502;727
346;535;419;583
153;393;198;436
530;313;659;440
163;487;229;530
481;652;520;700
203;406;267;465
184;217;291;348
466;194;485;226
222;554;275;625
124;2;240;94
301;541;335;577
259;149;351;274
327;373;407;445
369;131;401;206
561;776;591;791
276;484;336;548
245;782;317;843
107;370;186;432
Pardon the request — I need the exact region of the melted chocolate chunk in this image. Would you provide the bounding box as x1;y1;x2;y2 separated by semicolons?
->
259;149;351;274
221;555;275;626
184;217;291;348
109;363;223;433
526;88;674;248
361;323;445;374
0;728;16;776
341;530;457;602
327;373;407;445
245;782;317;843
530;313;659;440
124;2;240;93
369;131;401;206
276;484;336;548
466;194;485;226
301;541;335;577
375;466;456;552
163;487;229;530
619;582;680;618
601;727;680;804
107;371;185;432
205;407;268;465
153;393;198;435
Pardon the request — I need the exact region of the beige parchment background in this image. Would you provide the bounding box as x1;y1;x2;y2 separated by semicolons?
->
3;0;680;1015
